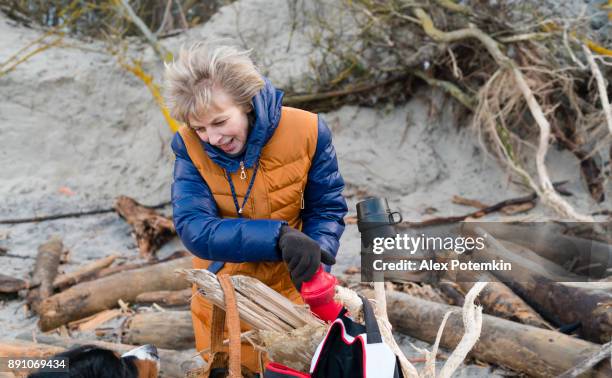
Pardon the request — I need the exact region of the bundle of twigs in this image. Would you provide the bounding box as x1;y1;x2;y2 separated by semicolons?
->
179;269;323;331
178;268;327;371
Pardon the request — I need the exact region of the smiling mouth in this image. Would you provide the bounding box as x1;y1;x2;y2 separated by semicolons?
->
219;138;235;151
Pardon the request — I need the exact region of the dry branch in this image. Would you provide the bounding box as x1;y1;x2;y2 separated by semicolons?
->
38;256;191;331
583;45;612;135
397;182;568;227
67;309;123;332
53;254;118;290
113;195;176;258
96;250;188;279
283;74;409;107
438;282;486;378
112;0;170;60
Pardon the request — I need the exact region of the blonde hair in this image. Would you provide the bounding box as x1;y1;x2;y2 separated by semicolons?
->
164;43;265;124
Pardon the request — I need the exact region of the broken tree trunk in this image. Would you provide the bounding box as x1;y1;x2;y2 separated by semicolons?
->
38;256;191;331
15;334;198;378
374;289;611;377
464;226;612;343
134;288;192;306
122;310;194;349
113;195;175;258
26;236;63;313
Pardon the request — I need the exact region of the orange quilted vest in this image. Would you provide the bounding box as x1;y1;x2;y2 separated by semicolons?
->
177;106;319;372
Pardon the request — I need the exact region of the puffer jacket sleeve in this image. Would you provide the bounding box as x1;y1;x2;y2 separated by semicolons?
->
171;133;285;262
301;115;348;262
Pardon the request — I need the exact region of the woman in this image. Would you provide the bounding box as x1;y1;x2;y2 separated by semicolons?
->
165;43;347;374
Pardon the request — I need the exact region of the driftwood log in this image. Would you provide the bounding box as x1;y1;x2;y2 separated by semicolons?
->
437;281;465;306
0;274;27;294
464;222;612;278
24;251;187;307
68;309;123;332
464;227;612;343
26;236;63;313
114;195;176;258
134;288;192;306
373;289;611;377
122;310;194;349
38;256;191;331
558;340;612;378
0;340;65;358
15;334;199;378
52;254;118;290
95;250;189;279
455;272;553;329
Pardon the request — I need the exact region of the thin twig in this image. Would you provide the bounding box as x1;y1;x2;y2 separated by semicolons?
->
398;182;570;228
0;201;171;225
557;340;612;378
582;45;612;136
498;32;553;43
112;0;170;61
283;74;409;105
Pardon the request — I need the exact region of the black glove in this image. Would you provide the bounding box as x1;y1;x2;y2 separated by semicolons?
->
278;225;336;291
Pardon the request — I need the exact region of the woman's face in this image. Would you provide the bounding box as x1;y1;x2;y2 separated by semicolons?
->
188;86;249;156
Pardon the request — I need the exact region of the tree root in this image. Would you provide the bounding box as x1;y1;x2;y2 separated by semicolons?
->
413;7;593;221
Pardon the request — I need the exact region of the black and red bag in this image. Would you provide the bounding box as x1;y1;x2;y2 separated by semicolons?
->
264;294;402;378
263;362;311;378
309;294;403;378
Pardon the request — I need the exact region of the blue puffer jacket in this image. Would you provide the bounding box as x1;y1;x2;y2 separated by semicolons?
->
171;78;347;267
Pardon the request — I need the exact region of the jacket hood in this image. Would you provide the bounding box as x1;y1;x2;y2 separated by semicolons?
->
202;77;284;172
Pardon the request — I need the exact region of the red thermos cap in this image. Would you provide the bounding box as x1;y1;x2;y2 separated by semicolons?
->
300;266;343;322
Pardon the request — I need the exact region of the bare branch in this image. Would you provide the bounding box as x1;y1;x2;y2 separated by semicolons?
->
582;45;612;136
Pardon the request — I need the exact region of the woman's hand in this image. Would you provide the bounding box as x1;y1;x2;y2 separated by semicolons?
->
278;226;336;291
